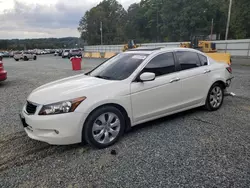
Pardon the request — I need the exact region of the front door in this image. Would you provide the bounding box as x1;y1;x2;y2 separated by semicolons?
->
130;52;182;124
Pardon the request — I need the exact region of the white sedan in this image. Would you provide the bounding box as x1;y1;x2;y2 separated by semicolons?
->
20;48;233;148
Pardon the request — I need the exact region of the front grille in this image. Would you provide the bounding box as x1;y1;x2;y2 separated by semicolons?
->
26;101;37;115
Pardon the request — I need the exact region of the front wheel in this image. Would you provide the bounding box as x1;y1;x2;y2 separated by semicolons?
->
33;56;37;60
15;59;19;61
83;106;125;149
205;83;224;111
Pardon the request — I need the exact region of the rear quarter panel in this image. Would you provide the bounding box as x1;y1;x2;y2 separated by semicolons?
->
208;58;231;87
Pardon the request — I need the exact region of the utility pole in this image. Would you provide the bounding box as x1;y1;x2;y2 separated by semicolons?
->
225;0;233;40
100;21;103;45
210;18;214;41
157;8;159;42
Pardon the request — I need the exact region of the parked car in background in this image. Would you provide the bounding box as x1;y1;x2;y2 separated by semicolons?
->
20;47;233;149
58;50;63;56
1;51;11;57
68;49;82;58
0;55;7;81
14;51;37;61
62;49;70;58
54;50;59;56
9;51;14;57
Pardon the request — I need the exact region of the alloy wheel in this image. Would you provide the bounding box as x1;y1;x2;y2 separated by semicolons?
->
210;86;223;108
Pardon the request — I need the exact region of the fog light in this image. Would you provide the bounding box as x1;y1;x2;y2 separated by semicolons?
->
54;130;59;134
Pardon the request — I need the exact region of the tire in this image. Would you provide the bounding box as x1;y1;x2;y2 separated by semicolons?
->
205;83;224;111
33;56;37;60
24;56;28;61
15;59;19;61
83;106;125;149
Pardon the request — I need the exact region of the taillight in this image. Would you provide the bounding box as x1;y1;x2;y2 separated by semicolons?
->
226;66;232;74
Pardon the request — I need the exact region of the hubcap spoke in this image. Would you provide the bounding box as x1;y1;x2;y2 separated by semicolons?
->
110;119;120;128
93;130;105;141
107;113;115;124
109;128;119;138
103;131;110;144
98;114;106;124
93;123;104;131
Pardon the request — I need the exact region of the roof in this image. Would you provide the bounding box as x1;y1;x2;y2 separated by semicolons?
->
127;46;165;51
124;47;204;55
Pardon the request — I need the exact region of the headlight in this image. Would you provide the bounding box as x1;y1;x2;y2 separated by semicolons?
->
39;97;86;115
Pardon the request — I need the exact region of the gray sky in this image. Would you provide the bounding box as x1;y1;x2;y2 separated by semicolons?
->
0;0;140;39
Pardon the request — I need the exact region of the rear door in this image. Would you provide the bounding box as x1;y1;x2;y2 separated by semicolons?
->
175;50;211;107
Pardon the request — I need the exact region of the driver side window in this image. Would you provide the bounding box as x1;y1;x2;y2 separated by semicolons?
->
142;52;176;77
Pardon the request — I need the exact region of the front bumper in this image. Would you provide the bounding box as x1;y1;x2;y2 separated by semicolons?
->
20;108;88;145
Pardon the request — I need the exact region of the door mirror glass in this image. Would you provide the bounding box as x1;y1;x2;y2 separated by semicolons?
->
139;72;156;82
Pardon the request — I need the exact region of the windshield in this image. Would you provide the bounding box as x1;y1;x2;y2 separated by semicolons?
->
89;53;148;80
65;50;69;52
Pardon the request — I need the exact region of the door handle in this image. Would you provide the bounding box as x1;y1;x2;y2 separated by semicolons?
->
170;78;180;83
204;69;211;74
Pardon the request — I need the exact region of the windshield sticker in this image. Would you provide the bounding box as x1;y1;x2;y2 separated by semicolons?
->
131;55;147;60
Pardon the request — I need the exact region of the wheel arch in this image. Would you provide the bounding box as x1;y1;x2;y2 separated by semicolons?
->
203;79;227;104
83;103;132;133
211;80;227;89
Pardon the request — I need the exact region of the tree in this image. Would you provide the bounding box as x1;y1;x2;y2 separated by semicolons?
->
230;0;250;39
78;0;127;45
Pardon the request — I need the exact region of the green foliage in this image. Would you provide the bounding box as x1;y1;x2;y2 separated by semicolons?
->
79;0;250;44
78;0;127;45
0;37;84;51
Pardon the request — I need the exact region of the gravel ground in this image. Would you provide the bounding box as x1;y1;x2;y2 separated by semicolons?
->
0;56;250;188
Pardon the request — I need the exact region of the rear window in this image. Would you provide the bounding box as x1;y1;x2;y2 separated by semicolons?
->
65;50;70;52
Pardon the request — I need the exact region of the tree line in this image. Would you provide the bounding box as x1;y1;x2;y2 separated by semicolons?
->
78;0;250;45
0;37;84;51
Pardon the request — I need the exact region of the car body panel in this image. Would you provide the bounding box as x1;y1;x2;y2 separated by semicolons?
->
130;72;182;123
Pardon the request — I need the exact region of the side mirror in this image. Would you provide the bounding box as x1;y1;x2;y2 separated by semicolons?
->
139;72;156;82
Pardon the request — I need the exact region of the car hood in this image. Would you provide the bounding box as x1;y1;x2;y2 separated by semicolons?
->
28;74;112;104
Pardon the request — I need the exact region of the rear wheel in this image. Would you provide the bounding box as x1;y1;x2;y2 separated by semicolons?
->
205;83;224;111
33;56;37;60
15;59;19;61
83;106;125;149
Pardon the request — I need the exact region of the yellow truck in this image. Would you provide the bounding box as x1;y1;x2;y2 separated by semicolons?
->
180;36;231;65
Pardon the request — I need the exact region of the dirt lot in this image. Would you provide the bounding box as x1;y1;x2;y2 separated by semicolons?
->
0;56;250;188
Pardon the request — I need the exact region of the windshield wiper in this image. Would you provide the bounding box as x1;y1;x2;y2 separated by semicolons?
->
95;75;113;80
